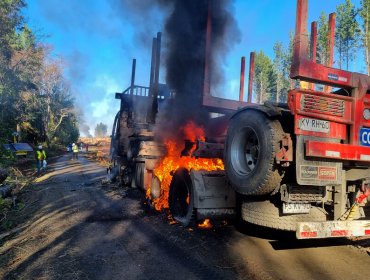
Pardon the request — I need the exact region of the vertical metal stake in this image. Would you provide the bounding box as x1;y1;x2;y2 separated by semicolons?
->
334;170;347;220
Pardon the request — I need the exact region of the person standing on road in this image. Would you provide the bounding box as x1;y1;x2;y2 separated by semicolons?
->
72;143;79;160
35;145;46;177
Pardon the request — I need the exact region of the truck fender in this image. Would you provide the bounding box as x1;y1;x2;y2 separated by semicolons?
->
230;103;282;121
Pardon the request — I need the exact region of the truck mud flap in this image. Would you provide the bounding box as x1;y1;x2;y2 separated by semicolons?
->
296;135;342;186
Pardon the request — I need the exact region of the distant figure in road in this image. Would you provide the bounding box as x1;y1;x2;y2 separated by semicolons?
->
85;143;89;152
35;145;46;177
72;143;79;160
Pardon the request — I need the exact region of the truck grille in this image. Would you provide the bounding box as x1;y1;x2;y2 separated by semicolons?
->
301;94;345;117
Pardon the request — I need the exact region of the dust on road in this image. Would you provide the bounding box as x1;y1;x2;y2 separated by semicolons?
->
0;154;370;280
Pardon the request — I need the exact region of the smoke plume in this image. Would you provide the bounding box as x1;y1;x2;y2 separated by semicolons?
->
155;0;241;141
111;0;241;141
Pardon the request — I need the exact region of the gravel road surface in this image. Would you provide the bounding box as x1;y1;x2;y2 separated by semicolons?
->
1;154;370;280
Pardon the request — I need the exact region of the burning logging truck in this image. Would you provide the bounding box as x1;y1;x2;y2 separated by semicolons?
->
111;0;370;239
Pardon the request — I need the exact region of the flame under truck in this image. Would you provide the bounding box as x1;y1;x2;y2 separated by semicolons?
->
111;0;370;239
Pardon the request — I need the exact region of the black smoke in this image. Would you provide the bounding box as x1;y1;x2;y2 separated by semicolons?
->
110;0;241;141
155;0;241;141
108;0;168;47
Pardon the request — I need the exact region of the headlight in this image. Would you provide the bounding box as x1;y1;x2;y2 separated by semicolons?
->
364;108;370;120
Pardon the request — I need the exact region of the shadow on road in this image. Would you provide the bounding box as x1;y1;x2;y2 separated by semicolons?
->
1;155;241;280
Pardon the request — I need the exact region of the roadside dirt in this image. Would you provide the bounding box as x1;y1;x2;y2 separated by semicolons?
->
1;153;370;280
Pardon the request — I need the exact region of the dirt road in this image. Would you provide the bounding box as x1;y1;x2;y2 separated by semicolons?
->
1;154;370;280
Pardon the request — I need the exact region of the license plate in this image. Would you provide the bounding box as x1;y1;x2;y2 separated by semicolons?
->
298;118;330;133
283;203;311;214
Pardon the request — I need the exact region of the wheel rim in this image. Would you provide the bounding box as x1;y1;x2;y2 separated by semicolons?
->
230;127;260;176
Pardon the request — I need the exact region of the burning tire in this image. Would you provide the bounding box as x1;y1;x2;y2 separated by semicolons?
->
241;199;327;231
168;168;194;226
225;110;283;195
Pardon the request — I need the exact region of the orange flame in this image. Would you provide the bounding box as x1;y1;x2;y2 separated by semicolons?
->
148;122;224;211
198;219;212;229
182;121;206;141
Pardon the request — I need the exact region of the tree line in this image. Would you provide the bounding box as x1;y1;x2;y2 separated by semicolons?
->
253;0;370;103
0;0;79;147
2;0;368;148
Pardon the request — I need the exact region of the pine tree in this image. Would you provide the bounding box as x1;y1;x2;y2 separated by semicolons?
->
273;42;284;102
360;0;370;74
254;51;275;104
335;0;360;70
273;41;292;103
317;12;329;65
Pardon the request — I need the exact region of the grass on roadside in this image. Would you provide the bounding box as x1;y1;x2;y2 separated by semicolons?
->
0;166;35;235
0;144;65;236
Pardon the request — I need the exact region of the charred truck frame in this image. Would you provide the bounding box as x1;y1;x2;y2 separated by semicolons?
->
112;0;370;239
110;32;170;193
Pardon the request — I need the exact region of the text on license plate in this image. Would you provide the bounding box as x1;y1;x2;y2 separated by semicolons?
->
298;118;330;133
283;203;311;214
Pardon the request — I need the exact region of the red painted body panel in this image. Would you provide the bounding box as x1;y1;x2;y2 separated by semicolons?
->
306;140;370;162
290;1;370;162
309;21;317;90
289;89;353;124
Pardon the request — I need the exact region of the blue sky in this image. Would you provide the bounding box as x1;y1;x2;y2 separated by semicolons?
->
24;0;362;136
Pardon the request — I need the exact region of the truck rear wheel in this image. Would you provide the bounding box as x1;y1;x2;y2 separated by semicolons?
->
241;199;327;231
168;168;195;227
225;110;283;195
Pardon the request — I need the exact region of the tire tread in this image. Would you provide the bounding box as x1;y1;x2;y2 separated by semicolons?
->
225;110;284;195
241;199;327;231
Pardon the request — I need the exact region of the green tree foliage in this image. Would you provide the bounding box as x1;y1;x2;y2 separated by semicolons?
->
335;0;360;70
253;38;293;104
53;114;79;145
0;0;25;59
94;122;107;137
360;0;370;74
0;1;79;147
36;55;77;145
0;0;26;136
273;42;284;102
273;41;291;102
317;12;329;65
253;51;275;103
